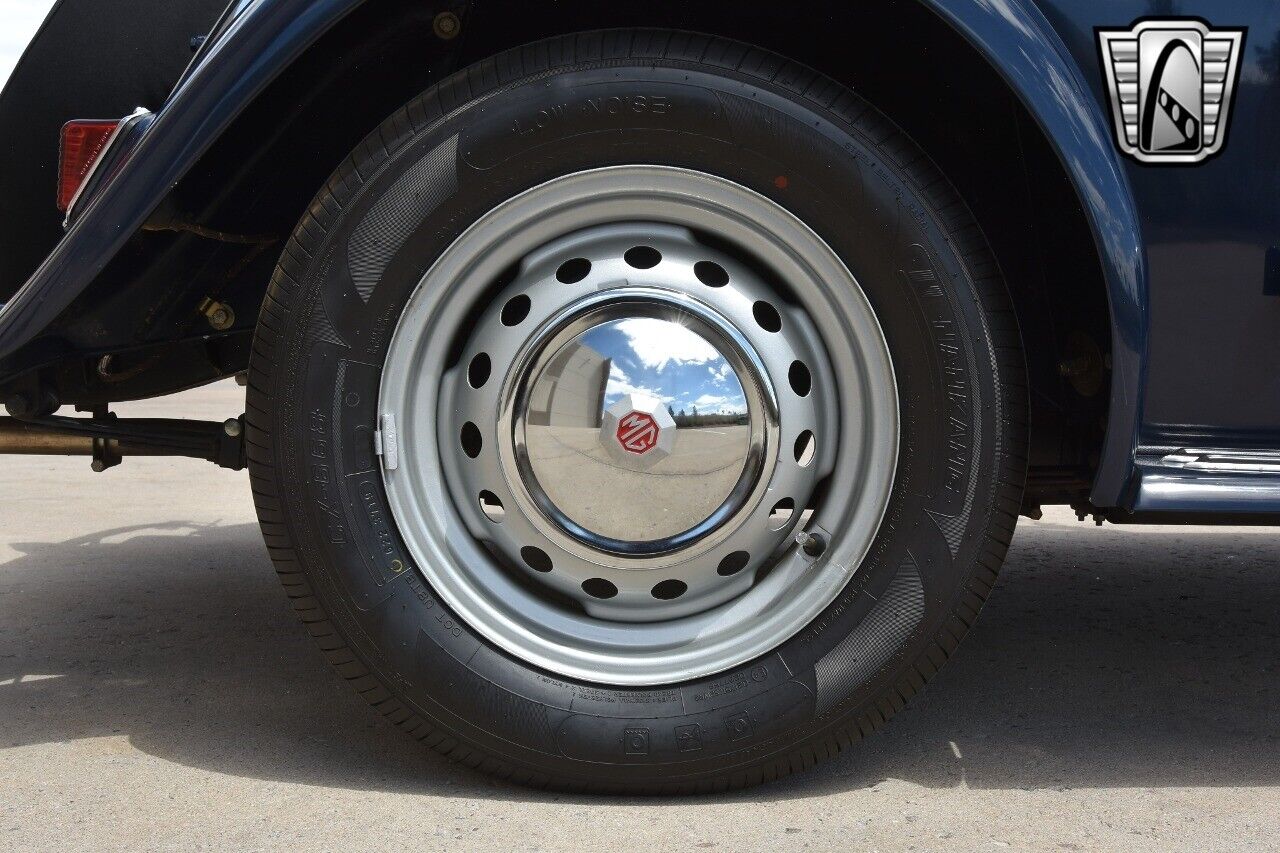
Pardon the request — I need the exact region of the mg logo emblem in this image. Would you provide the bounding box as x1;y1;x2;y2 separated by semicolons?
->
616;411;659;454
1098;19;1245;164
601;393;676;466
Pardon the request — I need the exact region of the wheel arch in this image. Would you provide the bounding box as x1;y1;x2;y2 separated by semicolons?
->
0;0;1143;506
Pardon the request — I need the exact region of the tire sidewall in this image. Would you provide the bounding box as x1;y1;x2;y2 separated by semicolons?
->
254;57;1009;785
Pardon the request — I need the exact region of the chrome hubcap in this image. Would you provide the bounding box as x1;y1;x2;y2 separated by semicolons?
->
379;166;898;684
517;302;769;553
445;224;831;622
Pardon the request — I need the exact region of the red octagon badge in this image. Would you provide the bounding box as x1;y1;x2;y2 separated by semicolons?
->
616;411;660;454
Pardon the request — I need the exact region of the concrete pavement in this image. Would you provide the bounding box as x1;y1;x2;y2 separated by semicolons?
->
1;382;1277;851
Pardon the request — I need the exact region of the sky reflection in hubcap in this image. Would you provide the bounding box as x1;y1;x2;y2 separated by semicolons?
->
522;315;754;544
589;318;749;422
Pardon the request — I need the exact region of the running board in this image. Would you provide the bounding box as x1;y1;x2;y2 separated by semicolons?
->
1129;446;1280;517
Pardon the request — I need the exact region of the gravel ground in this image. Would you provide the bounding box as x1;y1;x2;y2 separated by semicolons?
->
1;382;1277;851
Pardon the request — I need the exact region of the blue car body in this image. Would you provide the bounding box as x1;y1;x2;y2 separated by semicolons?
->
0;0;1276;517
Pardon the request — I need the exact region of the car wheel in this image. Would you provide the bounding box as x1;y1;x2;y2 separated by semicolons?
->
246;29;1026;792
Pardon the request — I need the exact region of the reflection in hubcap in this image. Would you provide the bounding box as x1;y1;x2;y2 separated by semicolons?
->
604;395;672;461
521;313;762;546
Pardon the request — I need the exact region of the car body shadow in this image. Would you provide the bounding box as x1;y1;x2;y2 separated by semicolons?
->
1;517;1277;803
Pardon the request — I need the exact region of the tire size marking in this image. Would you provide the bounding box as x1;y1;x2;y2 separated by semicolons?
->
533;674;680;709
308;406;347;544
933;318;973;499
512;94;670;136
690;664;770;704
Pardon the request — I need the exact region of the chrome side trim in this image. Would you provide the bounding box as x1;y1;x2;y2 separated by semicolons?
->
1133;447;1280;513
1159;447;1280;474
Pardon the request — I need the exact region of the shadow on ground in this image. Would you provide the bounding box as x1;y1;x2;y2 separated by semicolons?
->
1;518;1277;802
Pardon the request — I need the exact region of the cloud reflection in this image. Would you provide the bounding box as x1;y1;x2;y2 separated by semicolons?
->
582;319;749;418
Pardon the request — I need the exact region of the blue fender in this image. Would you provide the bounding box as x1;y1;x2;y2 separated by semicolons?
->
0;0;1147;507
923;0;1147;507
0;0;364;365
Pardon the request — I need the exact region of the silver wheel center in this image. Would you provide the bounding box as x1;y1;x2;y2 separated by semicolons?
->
451;225;828;621
517;307;769;551
379;166;898;685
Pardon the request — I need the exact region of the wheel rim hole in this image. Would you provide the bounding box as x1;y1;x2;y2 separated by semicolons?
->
556;257;591;283
468;353;492;389
460;422;483;458
694;260;729;287
623;246;662;269
651;579;687;600
478;490;505;522
793;430;816;467
501;294;531;326
753;301;782;333
520;546;553;573
768;498;795;530
581;577;618;599
788;360;812;396
717;551;750;576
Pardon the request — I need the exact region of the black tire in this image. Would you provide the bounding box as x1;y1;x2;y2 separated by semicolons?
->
246;29;1026;792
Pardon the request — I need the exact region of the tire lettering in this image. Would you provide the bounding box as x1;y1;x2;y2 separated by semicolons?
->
308;407;347;544
512;95;671;136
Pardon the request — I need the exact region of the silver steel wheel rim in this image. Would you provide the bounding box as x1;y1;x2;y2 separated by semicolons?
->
379;166;898;685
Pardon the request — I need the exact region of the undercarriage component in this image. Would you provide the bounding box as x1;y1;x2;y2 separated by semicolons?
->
0;413;245;470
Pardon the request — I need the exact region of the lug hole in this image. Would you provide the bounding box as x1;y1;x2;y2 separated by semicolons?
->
556;257;591;283
468;353;492;389
717;551;750;576
520;546;553;573
753;301;782;333
651;579;687;600
501;294;531;326
478;490;505;522
460;422;482;458
623;246;662;269
768;498;795;530
694;260;729;287
800;531;827;558
794;430;816;467
581;577;618;599
788;360;812;396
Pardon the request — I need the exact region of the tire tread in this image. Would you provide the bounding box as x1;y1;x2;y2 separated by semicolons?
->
246;28;1027;794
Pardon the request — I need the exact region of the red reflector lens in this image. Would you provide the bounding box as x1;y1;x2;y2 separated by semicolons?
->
57;120;120;212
